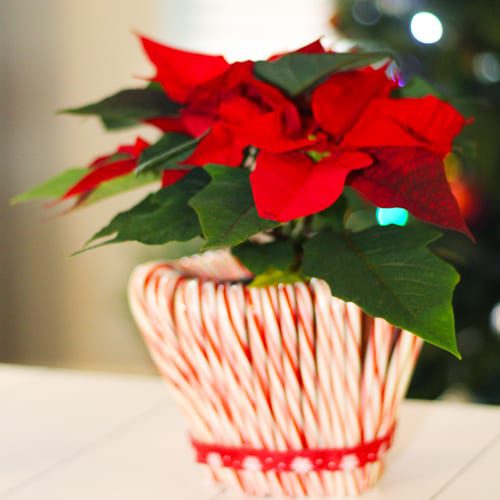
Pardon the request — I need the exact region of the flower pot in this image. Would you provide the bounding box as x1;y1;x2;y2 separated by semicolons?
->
128;250;422;497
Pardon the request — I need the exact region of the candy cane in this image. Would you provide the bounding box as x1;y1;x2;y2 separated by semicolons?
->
128;251;423;497
249;286;300;496
360;317;392;489
312;280;347;496
214;283;271;495
294;282;326;496
129;266;234;487
259;286;305;496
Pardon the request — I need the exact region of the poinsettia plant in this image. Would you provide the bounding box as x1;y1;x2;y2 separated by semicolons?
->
14;36;473;357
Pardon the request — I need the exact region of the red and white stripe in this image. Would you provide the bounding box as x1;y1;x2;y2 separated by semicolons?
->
128;250;423;497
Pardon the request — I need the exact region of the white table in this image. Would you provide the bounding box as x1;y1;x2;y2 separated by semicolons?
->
0;365;499;499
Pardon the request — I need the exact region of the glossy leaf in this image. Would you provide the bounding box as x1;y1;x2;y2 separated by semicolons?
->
81;171;159;206
254;52;390;96
303;225;460;357
83;169;209;250
135;133;198;175
233;240;294;276
190;165;278;249
312;195;348;232
11;168;87;204
63;88;180;130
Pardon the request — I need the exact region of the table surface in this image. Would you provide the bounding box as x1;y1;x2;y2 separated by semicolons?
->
0;364;499;500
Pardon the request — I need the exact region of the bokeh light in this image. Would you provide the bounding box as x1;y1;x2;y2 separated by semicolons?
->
410;12;443;44
490;302;500;336
352;0;381;26
376;207;409;226
376;0;414;16
473;52;500;84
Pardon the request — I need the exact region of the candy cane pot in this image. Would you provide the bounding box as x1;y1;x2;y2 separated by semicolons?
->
128;250;422;497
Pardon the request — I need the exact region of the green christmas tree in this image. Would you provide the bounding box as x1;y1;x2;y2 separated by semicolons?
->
334;0;500;403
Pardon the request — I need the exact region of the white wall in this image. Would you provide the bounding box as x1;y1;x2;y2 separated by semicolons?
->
156;0;332;60
0;0;333;373
1;0;163;372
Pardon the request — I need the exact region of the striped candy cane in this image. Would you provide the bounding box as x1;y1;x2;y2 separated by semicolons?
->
128;250;423;497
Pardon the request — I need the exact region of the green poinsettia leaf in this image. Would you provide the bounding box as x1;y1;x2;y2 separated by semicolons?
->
81;169;209;251
100;116;134;130
11;168;87;204
254;52;391;96
189;165;278;249
135;133;196;175
81;171;160;206
233;240;294;276
313;195;348;232
62;88;180;130
302;225;460;357
394;76;441;98
250;269;305;287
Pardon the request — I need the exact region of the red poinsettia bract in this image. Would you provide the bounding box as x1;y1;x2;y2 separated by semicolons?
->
74;37;470;237
138;36;470;236
252;149;373;221
140;36;316;167
61;137;186;206
250;69;471;237
62;137;149;202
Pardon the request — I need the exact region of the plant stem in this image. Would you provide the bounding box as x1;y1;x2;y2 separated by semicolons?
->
291;240;304;272
269;216;316;272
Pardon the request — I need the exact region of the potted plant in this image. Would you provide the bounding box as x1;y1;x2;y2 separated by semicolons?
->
14;35;472;497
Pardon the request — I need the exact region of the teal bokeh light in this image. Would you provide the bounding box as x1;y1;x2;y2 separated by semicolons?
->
376;207;409;226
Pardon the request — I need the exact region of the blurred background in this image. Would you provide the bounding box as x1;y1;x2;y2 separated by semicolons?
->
1;1;499;402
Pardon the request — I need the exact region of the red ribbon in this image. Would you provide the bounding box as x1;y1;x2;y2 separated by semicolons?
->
192;424;396;473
